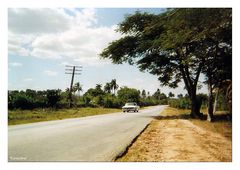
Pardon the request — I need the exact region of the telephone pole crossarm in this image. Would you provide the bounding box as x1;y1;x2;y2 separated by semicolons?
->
65;65;82;107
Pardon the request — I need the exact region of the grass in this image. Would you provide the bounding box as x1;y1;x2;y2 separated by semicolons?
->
8;107;122;125
159;107;191;116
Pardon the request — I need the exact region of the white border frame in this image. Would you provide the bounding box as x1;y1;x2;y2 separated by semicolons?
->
1;1;239;170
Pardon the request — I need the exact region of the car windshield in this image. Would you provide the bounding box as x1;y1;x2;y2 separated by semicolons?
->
125;103;136;106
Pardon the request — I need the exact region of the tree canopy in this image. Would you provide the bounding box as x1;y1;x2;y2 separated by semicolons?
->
117;87;140;104
100;8;232;118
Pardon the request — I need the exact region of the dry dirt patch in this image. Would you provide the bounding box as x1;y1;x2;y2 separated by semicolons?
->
117;107;232;162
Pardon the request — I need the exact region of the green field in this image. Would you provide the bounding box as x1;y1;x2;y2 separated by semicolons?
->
8;107;122;125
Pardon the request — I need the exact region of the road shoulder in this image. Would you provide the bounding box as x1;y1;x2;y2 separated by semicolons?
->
117;107;232;162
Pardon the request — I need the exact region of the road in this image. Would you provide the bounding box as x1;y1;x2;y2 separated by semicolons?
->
8;105;166;162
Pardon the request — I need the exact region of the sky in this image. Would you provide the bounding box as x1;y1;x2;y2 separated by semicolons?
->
8;8;207;96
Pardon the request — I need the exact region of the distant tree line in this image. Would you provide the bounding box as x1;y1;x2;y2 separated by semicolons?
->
8;80;170;110
8;80;229;112
8;89;62;109
168;92;228;111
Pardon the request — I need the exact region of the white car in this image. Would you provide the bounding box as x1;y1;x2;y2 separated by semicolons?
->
122;102;140;112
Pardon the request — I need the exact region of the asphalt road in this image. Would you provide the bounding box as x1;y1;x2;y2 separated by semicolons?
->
8;105;166;162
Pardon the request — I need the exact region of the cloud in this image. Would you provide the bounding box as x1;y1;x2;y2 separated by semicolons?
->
9;62;23;67
44;70;58;76
8;8;71;34
29;24;120;64
8;8;121;66
8;32;33;57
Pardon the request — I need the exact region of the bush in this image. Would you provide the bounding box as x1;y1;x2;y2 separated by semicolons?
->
11;93;35;109
216;92;228;111
179;98;191;109
117;87;140;104
102;95;122;108
168;94;208;110
168;98;191;109
103;96;113;108
139;97;160;107
92;96;104;106
159;99;168;105
83;95;91;106
46;90;61;108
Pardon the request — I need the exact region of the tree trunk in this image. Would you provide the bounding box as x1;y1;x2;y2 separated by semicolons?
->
207;83;214;122
178;52;203;119
226;82;232;115
190;93;201;118
213;88;219;114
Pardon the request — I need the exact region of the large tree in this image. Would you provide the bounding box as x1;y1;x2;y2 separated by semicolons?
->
203;42;232;121
100;8;231;118
117;87;140;104
201;20;232;121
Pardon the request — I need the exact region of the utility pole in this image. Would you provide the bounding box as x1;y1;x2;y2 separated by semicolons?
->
65;65;82;107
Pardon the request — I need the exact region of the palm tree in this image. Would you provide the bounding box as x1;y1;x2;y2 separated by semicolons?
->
104;82;111;93
110;79;119;95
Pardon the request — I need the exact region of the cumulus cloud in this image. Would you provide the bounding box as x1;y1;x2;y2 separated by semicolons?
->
44;70;58;76
8;32;32;57
8;8;121;66
8;8;71;34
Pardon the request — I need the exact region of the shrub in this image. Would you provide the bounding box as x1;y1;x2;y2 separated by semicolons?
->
12;93;35;109
168;98;191;109
46;89;61;108
117;87;140;104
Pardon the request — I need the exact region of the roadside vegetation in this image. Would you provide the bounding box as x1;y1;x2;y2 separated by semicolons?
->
8;79;170;125
8;80;229;125
8;107;122;125
8;80;169;111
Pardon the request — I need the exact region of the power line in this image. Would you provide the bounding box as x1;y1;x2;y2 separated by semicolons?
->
65;65;82;107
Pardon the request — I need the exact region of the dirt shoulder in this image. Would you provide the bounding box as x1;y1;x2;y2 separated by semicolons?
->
117;107;232;162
